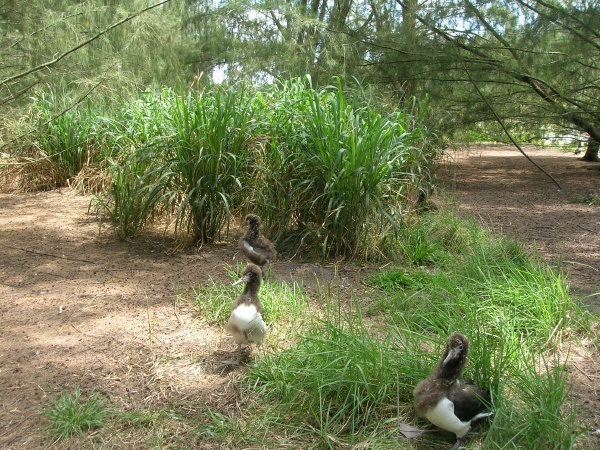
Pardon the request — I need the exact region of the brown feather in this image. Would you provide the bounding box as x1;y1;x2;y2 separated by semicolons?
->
230;263;263;312
238;214;277;272
413;333;490;420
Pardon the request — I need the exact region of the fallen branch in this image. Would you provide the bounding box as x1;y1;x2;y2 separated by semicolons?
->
0;242;94;263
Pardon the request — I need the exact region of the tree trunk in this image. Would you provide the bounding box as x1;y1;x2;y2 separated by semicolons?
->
581;137;599;162
398;0;418;103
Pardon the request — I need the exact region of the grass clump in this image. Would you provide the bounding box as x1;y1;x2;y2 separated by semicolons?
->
92;86;256;244
42;388;113;441
250;77;439;259
30;92;92;170
571;191;600;206
241;303;444;449
155;87;255;245
485;351;581;450
13;77;441;257
85;77;441;255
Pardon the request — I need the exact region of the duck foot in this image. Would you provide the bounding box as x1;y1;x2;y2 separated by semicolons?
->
398;423;437;438
449;438;462;450
222;346;242;365
221;359;240;366
472;411;493;422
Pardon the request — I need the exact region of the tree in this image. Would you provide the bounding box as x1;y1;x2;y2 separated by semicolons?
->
387;0;600;161
0;0;191;113
181;0;380;85
3;0;598;164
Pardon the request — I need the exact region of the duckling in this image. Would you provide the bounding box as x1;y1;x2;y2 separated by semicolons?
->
413;332;492;450
223;263;267;365
238;214;277;277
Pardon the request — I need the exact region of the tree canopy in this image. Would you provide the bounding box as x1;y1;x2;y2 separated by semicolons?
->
1;0;599;160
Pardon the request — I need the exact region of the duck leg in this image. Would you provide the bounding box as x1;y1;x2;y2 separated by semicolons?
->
222;344;242;365
447;412;493;450
449;438;462;450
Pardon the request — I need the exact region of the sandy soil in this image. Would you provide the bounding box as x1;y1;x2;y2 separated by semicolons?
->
0;145;598;448
441;145;599;305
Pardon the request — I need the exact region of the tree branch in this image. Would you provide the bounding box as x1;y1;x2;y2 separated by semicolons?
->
0;0;171;86
460;58;562;190
1;75;107;153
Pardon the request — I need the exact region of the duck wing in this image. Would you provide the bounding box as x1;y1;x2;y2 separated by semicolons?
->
245;312;267;344
239;240;269;265
447;380;491;422
424;397;471;439
253;237;277;260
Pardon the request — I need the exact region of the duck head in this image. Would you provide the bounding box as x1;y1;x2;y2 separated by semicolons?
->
232;263;262;289
243;214;261;230
441;332;469;374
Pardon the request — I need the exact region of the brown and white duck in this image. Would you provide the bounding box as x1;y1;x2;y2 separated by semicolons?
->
238;214;277;277
412;332;492;450
223;263;267;365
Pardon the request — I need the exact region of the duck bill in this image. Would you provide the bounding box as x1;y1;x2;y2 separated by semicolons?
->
443;347;462;366
232;273;251;287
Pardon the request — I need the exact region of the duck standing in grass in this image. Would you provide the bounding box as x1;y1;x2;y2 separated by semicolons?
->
223;263;267;365
412;332;492;450
238;214;277;277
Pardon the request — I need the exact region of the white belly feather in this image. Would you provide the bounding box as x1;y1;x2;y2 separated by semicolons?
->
425;397;471;438
225;304;267;345
425;397;493;438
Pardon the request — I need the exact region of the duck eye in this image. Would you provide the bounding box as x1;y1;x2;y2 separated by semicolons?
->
457;344;464;351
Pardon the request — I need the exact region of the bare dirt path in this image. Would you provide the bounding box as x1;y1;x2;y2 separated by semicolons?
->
0;145;598;448
441;145;599;309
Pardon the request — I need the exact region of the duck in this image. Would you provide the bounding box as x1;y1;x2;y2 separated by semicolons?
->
222;263;267;365
412;332;492;450
238;214;277;277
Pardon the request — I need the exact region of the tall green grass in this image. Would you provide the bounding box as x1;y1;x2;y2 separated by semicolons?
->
89;88;183;237
28;91;95;187
162;87;254;244
191;210;591;449
292;79;409;257
92;147;160;238
246;77;440;258
91;86;256;243
21;78;440;254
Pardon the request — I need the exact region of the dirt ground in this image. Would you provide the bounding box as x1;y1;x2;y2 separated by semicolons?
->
0;145;598;448
441;145;599;305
